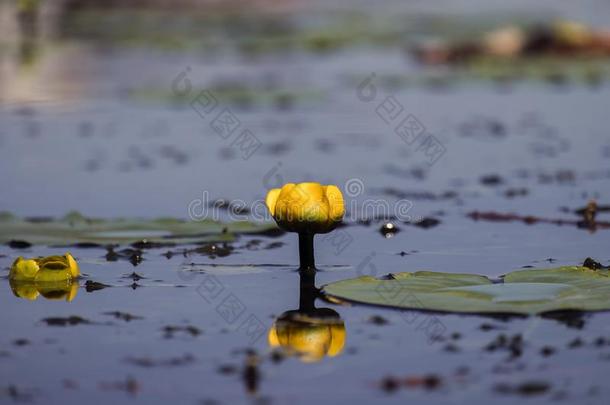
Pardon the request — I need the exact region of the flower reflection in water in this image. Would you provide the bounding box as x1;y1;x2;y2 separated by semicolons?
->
10;279;79;302
268;269;345;363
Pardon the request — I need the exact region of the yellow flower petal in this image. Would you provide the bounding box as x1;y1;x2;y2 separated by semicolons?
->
268;325;280;347
265;188;281;216
324;185;345;222
9;257;40;281
35;268;73;283
266;182;345;234
36;255;69;269
65;253;80;278
293;182;325;201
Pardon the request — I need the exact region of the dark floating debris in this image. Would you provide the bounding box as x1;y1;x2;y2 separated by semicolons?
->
494;381;551;396
106;247;144;265
85;280;110;292
247;227;286;237
105;246;119;262
12;338;30;347
380;374;443;393
131;240;174;250
217;364;238;375
377;187;457;201
479;323;504;332
103;311;143;322
411;217;441;229
484;333;523;360
124;272;145;281
242;350;260;396
4;385;34;402
575;201;610;217
577;200;598;229
504;188;529;198
368;315;390;325
380;376;400;393
166;242;235;259
62;379;79;390
98;376;139;396
382;165;428;181
541;310;587;329
265;241;284;250
41;316;92;327
244;239;262;250
583;257;605;270
269;349;286;364
459;116;506;140
194;243;234;258
242;239;285;251
567;337;584;349
480;174;504;186
70;242;103;249
404;374;443;390
467;210;610;230
444;343;460;353
162;325;202;339
129;251;143;266
125;354;195;368
7;240;31;249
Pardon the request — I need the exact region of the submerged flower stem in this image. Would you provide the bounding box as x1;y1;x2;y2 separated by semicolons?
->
298;232;315;271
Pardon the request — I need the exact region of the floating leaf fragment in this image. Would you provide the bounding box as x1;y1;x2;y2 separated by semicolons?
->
0;211;278;246
323;266;610;315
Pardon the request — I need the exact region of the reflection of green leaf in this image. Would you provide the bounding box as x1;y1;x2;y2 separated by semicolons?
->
0;211;279;246
322;266;610;314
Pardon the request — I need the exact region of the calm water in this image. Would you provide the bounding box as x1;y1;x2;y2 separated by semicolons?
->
1;1;610;404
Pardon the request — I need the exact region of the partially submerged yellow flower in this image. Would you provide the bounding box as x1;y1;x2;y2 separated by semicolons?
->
9;253;80;283
268;317;346;363
266;182;345;234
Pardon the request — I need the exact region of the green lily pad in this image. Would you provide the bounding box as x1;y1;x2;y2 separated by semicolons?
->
322;266;610;315
0;211;279;246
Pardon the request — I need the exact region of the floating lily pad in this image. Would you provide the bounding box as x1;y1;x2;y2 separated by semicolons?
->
322;266;610;315
0;211;279;246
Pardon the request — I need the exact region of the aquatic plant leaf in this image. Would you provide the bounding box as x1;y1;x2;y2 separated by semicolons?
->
322;266;610;314
0;212;279;246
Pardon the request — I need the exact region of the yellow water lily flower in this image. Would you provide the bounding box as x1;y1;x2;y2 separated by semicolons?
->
266;182;345;269
266;182;345;234
9;253;80;283
268;317;346;363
